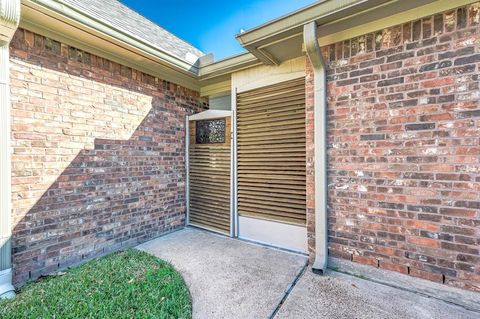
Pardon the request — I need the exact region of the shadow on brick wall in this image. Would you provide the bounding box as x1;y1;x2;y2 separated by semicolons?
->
12;97;203;285
9;29;207;285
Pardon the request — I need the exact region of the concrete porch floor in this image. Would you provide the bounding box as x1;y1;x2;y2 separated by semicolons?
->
137;228;480;319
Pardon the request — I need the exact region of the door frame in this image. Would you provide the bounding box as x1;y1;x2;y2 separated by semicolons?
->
186;110;234;237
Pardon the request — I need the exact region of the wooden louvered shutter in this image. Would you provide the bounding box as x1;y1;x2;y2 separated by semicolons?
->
236;78;306;225
189;117;231;234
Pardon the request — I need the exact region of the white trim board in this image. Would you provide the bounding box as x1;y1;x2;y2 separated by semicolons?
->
188;110;232;121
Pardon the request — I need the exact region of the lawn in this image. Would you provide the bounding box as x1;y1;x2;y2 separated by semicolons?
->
0;249;191;319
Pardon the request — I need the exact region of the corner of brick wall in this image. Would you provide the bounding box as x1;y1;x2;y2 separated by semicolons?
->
8;28;208;285
306;3;480;292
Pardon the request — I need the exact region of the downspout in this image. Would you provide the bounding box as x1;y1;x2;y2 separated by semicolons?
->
0;0;20;299
303;22;328;274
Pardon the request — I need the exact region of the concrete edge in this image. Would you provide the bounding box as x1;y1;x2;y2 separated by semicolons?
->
328;257;480;313
268;261;308;319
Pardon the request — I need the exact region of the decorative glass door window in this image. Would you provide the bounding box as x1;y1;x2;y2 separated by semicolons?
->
195;119;226;144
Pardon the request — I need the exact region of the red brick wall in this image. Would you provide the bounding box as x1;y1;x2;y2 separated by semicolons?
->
9;29;207;284
306;4;480;292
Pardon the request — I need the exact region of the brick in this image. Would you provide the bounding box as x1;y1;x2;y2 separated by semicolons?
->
350;68;373;77
405;123;435;131
406;205;438;214
439;208;476;218
441;242;478;255
380;261;409;274
360;74;380;82
457;110;480;119
454;201;480;210
469;4;480;26
409;268;443;283
423;264;457;277
360;134;385;141
457;254;480;264
406;220;439;232
336;78;358;86
402;172;434;180
406;156;438;163
457;7;467;29
455;235;476;246
378;202;404;210
436;174;471;181
412;20;422;41
419;60;452;72
386;52;414;62
454;54;480;66
417;214;442;222
438;47;474;60
389;99;418;108
353;255;378;267
378;77;404;87
423;17;433;39
433;14;443;34
444;11;456;32
421;77;454;88
359;57;384;68
442;226;475;236
407;236;439;248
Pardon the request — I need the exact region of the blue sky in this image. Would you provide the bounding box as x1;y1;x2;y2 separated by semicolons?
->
119;0;315;60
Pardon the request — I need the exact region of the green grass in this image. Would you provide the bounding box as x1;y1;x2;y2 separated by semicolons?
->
0;249;192;319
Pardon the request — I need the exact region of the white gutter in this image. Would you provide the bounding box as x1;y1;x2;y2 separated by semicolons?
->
0;0;20;299
303;22;328;274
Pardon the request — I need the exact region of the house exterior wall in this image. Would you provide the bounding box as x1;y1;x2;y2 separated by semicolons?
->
8;28;207;285
306;3;480;292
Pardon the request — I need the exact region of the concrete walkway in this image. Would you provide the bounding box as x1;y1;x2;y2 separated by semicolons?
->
137;227;307;319
138;228;480;319
276;270;479;319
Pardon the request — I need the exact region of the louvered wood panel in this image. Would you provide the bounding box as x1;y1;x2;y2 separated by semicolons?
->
188;118;231;234
237;78;306;225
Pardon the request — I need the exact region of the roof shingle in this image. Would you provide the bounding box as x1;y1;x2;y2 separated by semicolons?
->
61;0;204;63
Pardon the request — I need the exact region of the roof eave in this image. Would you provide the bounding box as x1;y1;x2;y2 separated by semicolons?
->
235;0;453;65
199;52;261;81
236;0;386;48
